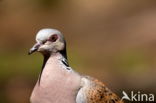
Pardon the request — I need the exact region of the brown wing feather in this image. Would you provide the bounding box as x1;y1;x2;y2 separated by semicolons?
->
83;76;124;103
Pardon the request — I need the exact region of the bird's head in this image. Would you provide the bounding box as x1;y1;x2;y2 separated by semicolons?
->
29;28;66;56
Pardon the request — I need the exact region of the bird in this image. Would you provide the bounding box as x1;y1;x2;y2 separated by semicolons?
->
28;28;124;103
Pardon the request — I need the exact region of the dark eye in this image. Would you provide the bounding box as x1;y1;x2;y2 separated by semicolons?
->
48;34;58;42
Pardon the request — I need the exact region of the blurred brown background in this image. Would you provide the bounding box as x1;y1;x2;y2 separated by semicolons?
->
0;0;156;103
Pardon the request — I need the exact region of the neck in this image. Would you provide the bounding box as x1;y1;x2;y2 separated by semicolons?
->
38;50;68;84
49;52;66;60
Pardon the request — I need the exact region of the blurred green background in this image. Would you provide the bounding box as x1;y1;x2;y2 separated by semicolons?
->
0;0;156;103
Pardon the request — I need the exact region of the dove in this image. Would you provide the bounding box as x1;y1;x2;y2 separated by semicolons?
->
28;28;124;103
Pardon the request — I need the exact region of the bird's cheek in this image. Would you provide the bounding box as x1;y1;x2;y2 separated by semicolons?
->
38;45;49;52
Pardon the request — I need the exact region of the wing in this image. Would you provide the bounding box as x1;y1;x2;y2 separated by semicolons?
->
76;76;124;103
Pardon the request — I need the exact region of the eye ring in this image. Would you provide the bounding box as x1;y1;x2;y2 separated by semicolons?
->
48;34;58;42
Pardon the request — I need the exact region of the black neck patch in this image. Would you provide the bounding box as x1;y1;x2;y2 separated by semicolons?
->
61;59;71;70
61;59;69;67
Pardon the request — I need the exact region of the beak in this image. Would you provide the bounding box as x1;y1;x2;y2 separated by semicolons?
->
28;43;41;55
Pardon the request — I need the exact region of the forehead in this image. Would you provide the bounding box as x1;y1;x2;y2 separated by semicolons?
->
36;29;61;42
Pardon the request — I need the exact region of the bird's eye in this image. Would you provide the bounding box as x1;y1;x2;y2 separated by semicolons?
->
48;34;58;42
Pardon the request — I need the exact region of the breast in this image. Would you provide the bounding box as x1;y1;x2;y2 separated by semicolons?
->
30;61;81;103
